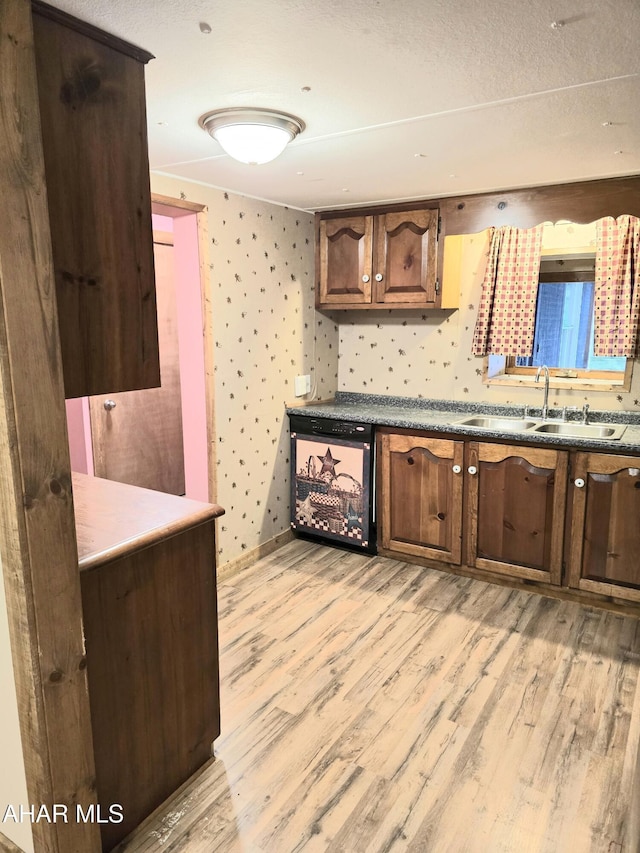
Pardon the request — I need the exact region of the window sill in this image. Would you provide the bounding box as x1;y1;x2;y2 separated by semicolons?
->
484;372;632;393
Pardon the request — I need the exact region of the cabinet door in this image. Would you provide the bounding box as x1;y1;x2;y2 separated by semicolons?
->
318;216;373;305
33;6;160;398
373;209;438;304
568;453;640;603
379;433;463;564
466;442;567;585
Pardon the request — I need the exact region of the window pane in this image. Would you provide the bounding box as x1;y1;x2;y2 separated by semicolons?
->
517;281;625;372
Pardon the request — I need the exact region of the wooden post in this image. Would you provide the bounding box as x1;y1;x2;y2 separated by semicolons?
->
0;1;100;851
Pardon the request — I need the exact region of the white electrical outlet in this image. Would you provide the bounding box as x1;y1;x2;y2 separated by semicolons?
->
294;374;311;397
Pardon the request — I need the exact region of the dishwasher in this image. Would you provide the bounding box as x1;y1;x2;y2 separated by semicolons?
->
289;413;376;554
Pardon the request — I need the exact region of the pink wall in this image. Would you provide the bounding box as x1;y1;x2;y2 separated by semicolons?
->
64;210;209;501
153;213;174;232
65;398;94;475
173;215;209;502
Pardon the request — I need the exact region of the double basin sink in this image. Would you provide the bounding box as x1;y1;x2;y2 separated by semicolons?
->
453;415;627;441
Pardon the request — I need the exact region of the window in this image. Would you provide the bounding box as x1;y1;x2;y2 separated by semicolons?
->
487;254;632;390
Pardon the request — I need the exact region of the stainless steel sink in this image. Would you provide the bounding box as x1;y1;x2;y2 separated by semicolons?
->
452;414;628;441
453;415;539;432
532;422;627;440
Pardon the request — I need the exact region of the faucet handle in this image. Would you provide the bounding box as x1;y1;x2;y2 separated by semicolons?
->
581;403;590;425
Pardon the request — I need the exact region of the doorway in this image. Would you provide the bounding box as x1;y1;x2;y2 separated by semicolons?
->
65;195;214;504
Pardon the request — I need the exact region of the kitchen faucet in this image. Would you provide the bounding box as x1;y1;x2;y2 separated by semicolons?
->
535;365;550;420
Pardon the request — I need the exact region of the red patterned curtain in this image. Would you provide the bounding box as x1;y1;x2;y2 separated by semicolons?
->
472;224;544;356
594;215;640;357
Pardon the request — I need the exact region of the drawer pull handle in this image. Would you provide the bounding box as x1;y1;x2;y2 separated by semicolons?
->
362;274;370;283
467;465;477;475
452;464;461;474
574;478;585;488
375;273;383;282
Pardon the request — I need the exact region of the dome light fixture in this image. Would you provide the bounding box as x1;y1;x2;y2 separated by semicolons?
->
198;107;305;165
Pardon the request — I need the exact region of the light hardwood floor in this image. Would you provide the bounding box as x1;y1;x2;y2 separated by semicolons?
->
117;539;640;853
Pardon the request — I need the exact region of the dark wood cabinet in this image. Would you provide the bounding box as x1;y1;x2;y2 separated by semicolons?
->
378;432;567;586
379;433;464;564
317;208;450;310
466;442;567;585
374;209;438;305
378;429;640;610
32;2;160;398
318;215;373;305
75;473;224;851
568;452;640;603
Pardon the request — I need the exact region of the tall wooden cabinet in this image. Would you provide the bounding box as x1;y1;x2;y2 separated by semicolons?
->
568;452;640;603
32;1;160;398
317;208;447;309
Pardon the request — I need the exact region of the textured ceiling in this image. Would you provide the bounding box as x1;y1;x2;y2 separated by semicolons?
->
44;0;640;211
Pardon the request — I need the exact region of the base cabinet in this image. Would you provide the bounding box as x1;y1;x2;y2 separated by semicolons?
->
568;452;640;603
379;433;464;564
81;524;219;851
378;432;567;588
75;474;223;851
466;442;567;585
379;431;640;608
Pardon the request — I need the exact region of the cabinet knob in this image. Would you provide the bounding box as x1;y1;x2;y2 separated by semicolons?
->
452;464;462;474
574;478;585;488
362;274;370;283
467;465;477;475
103;399;117;411
375;273;384;282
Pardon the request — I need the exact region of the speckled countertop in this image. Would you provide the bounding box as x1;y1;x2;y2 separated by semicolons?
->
286;392;640;454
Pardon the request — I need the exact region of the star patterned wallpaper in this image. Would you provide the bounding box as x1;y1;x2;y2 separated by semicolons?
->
150;174;338;567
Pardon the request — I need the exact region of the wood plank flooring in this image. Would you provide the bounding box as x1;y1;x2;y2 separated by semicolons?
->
116;540;640;853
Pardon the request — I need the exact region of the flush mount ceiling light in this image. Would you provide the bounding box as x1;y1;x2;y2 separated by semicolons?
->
198;108;305;165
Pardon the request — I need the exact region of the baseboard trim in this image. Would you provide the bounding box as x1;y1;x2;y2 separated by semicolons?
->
217;529;294;584
0;830;25;853
377;546;640;618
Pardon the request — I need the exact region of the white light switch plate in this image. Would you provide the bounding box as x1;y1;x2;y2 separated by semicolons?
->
294;374;311;396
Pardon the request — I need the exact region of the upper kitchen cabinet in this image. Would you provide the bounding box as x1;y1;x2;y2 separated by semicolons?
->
32;1;160;399
317;207;456;310
318;215;373;306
